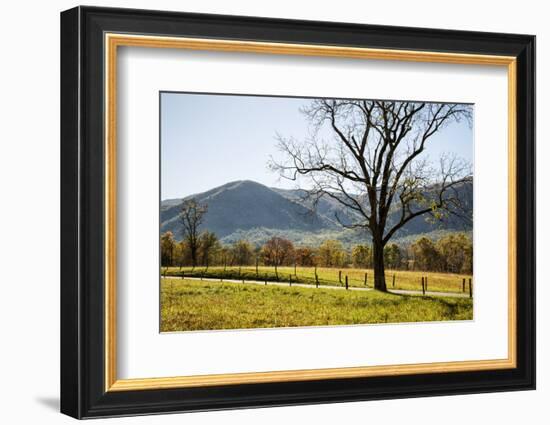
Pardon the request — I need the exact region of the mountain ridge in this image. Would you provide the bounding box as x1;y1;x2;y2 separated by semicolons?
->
161;179;472;246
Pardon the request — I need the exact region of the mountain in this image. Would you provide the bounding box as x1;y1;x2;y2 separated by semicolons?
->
161;180;472;246
161;180;336;240
270;187;363;227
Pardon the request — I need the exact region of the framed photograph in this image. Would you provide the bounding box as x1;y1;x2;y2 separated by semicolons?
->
60;6;535;419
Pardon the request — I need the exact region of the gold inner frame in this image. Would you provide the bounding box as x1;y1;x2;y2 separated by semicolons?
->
104;33;517;392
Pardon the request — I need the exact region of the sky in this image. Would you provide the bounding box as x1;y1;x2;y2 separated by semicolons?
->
160;92;473;200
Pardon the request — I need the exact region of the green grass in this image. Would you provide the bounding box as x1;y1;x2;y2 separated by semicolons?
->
163;266;472;294
160;278;473;332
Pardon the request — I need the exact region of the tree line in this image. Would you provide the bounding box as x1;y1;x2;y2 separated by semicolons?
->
161;230;472;275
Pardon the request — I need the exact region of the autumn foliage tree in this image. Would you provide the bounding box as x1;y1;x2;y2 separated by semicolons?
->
262;237;295;276
411;237;441;271
352;244;372;268
384;243;402;270
436;233;473;274
198;231;220;270
317;239;345;267
295;247;316;266
231;240;255;266
160;231;176;267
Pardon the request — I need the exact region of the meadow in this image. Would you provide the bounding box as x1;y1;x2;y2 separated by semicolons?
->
160;277;473;332
163;266;472;294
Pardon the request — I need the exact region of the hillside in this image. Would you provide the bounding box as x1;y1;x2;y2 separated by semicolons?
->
161;180;472;246
161;180;335;239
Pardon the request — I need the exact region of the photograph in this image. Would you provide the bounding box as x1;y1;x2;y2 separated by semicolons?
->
57;4;536;419
159;92;475;332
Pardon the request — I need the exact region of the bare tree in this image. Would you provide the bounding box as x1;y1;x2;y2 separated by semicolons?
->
179;198;208;270
270;99;472;291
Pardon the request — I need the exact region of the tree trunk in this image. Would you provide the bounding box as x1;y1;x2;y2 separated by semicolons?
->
372;236;387;292
191;252;196;271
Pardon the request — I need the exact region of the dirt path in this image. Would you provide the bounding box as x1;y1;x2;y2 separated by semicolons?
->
162;276;471;299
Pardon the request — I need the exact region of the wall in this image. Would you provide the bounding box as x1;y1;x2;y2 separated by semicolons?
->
0;0;544;423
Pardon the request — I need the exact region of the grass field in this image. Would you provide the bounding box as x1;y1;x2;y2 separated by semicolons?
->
163;266;472;294
160;278;473;332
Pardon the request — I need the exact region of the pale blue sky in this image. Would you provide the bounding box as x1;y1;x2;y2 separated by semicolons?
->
161;92;473;200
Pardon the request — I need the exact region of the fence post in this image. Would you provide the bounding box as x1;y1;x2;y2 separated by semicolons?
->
339;270;342;284
422;276;426;295
265;273;267;285
315;274;319;288
181;271;184;280
364;272;367;286
289;274;292;286
469;278;473;298
345;275;349;290
294;262;297;276
392;274;395;288
462;278;466;292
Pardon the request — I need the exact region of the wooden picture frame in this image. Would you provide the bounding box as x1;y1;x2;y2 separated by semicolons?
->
60;5;535;419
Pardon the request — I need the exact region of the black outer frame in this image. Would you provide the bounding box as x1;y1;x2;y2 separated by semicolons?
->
60;5;536;419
